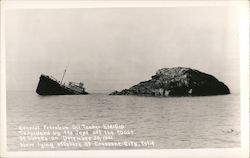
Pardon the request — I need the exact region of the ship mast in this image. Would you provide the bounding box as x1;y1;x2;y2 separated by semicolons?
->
60;64;68;84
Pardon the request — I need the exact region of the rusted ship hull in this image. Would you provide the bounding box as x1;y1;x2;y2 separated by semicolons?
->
36;74;88;95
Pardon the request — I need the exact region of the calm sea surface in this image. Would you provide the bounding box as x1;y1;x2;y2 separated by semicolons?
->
7;91;240;151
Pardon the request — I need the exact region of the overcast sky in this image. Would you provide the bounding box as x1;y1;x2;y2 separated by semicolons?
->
6;7;240;93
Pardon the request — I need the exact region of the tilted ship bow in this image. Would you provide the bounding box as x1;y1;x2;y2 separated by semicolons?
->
36;67;88;95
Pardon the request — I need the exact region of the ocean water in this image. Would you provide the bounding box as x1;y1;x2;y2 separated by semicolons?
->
7;91;240;151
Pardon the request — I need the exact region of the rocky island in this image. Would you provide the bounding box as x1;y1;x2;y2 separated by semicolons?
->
110;67;230;96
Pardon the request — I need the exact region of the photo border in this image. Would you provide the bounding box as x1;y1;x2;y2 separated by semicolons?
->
1;1;249;157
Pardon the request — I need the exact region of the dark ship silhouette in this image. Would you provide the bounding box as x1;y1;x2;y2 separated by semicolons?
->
36;69;88;95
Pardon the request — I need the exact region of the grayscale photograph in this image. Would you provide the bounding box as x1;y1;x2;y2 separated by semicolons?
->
5;6;241;151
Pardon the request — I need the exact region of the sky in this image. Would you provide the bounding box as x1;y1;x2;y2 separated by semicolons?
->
5;7;240;93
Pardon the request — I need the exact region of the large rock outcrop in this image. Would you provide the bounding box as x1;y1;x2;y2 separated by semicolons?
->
109;67;230;96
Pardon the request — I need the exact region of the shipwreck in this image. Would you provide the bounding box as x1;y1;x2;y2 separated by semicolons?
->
36;69;88;95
